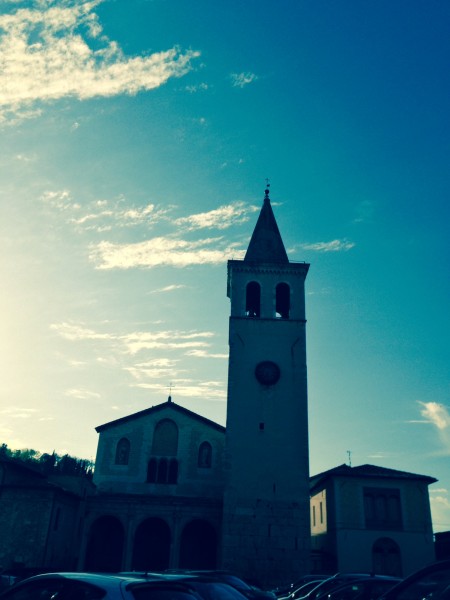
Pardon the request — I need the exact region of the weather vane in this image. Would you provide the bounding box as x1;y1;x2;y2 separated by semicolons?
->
265;178;270;199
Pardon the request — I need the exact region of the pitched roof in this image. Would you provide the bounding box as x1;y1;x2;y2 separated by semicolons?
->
310;463;437;493
95;399;226;433
244;188;289;264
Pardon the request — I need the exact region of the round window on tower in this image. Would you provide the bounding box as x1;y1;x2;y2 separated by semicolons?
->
255;361;280;386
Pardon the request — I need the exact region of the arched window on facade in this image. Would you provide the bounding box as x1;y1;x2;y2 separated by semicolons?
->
246;281;261;317
115;437;130;465
147;419;179;484
198;441;212;468
152;419;178;455
276;282;290;318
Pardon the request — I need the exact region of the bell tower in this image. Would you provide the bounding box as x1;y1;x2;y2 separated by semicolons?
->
222;186;310;586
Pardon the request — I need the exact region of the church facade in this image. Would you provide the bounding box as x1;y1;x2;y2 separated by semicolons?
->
0;187;438;584
82;187;311;587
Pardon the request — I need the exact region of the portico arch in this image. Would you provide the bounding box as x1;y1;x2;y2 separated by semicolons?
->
179;519;217;569
132;517;171;570
84;515;124;572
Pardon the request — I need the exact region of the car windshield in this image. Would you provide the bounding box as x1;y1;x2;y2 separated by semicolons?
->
387;570;450;600
188;582;247;600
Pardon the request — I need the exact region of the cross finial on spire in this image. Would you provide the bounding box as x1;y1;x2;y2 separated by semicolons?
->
168;382;174;402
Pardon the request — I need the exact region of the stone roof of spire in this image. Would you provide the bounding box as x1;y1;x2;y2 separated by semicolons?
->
244;187;289;263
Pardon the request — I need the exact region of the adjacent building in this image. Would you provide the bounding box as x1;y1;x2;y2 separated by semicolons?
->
310;464;436;576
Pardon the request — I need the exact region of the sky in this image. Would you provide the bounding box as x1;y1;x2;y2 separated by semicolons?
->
0;0;449;533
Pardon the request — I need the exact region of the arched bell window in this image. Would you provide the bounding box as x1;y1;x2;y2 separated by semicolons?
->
276;282;290;319
246;281;261;317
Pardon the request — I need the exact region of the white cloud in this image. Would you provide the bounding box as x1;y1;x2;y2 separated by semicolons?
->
174;202;258;231
230;72;258;88
89;236;245;269
122;330;214;355
300;239;355;252
419;401;450;430
51;320;216;355
185;82;208;93
430;492;450;532
65;388;101;400
149;285;187;294
51;321;114;342
0;407;38;419
185;349;228;359
134;379;226;400
418;401;450;455
0;0;200;121
42;191;171;231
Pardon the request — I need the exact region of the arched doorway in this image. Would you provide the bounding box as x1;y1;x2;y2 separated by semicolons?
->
179;520;217;569
372;537;402;576
132;517;171;570
84;515;124;572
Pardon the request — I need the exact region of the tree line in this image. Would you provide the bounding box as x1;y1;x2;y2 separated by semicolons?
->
0;443;94;478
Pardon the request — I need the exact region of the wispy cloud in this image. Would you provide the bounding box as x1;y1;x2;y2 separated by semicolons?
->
230;72;258;88
134;379;226;400
51;321;216;355
89;237;245;269
418;401;450;455
430;489;450;532
300;239;355;252
419;402;450;430
65;388;101;400
148;285;187;294
185;349;228;359
42;191;172;232
185;82;209;93
174;202;258;231
123;330;214;355
0;406;38;419
0;0;200;121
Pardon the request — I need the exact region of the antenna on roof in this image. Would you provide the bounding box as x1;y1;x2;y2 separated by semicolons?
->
347;450;352;467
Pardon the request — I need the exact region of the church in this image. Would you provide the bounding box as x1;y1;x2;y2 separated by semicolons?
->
0;186;437;586
82;186;311;587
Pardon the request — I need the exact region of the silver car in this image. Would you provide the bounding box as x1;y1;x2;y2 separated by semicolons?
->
0;572;207;600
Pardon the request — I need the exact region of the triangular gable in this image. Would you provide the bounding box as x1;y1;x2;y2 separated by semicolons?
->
95;399;225;434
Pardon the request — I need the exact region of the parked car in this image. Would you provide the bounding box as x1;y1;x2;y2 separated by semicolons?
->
120;572;250;600
322;577;401;600
0;572;208;600
293;574;400;600
378;560;450;600
274;576;329;598
163;570;276;600
278;580;330;600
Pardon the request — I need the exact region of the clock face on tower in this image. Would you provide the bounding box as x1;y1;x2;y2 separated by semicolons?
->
255;361;280;386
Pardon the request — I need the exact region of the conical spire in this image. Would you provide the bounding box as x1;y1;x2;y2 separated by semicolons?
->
244;186;289;263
